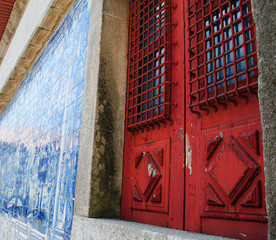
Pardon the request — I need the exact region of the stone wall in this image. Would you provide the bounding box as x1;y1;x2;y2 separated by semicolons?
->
0;0;90;239
252;1;276;239
74;0;129;219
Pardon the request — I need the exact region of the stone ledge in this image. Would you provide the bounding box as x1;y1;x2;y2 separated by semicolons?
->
71;215;235;240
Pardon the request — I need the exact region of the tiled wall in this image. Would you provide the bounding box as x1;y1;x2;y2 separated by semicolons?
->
0;0;90;239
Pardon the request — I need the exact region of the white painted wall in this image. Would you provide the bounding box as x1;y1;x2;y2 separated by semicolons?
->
0;0;54;93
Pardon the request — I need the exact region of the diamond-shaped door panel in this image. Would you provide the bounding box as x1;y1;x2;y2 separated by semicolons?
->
135;152;162;200
239;130;260;155
151;184;162;203
208;141;247;196
132;185;142;202
131;139;170;213
207;136;223;161
241;181;262;208
207;183;225;207
207;136;260;205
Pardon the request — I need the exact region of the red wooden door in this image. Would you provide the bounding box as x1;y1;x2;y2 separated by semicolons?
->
184;0;267;239
122;0;267;239
121;0;184;229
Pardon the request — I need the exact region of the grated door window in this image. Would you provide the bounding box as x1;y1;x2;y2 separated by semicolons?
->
126;0;172;131
188;0;258;113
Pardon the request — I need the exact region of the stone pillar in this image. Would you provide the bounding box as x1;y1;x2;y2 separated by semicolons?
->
252;1;276;239
73;0;129;218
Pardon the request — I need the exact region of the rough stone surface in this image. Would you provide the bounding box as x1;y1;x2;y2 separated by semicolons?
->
73;0;104;218
52;0;73;9
10;66;26;80
71;215;235;240
40;7;61;30
18;57;31;70
251;1;276;240
30;27;51;47
103;0;129;21
88;1;129;218
22;45;39;60
74;0;129;218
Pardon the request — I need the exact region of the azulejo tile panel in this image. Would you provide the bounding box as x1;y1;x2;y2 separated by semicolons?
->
0;0;90;239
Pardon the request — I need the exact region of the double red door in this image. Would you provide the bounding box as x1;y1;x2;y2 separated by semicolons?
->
121;0;267;239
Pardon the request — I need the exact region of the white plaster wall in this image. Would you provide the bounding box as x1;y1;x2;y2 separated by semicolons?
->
0;0;53;92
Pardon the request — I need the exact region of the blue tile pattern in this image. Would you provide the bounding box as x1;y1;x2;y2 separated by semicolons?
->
0;0;90;238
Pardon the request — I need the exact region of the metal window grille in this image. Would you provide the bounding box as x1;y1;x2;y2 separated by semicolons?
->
188;0;258;114
126;0;172;131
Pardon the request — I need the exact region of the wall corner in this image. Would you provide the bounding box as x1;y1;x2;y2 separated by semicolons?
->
251;1;276;239
74;0;129;219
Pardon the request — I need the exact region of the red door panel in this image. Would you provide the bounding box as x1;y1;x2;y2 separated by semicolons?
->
131;139;170;213
122;0;267;239
202;218;268;240
184;0;267;239
201;118;267;219
121;0;185;229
